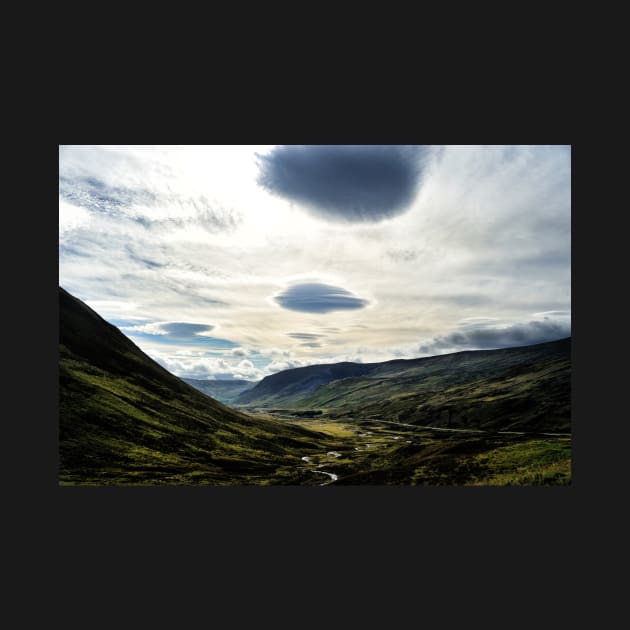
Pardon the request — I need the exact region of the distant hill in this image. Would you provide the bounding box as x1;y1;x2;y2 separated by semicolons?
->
235;338;571;433
58;287;334;485
182;378;256;404
236;362;377;405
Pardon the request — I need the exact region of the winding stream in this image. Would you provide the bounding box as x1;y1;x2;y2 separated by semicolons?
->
309;470;338;485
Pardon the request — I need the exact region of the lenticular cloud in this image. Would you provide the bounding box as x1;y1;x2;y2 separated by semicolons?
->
256;145;430;223
274;283;369;313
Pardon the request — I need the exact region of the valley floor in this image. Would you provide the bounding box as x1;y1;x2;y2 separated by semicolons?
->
250;411;571;486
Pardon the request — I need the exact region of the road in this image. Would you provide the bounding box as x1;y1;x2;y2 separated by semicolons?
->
367;418;570;437
299;418;570;485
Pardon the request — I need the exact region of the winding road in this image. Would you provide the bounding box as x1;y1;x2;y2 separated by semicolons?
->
368;418;570;437
298;418;570;485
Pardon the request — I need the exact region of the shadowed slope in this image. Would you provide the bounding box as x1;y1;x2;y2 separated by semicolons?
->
182;378;256;404
58;287;333;485
237;339;571;434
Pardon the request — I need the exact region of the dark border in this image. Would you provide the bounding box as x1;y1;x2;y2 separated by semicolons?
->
31;82;591;616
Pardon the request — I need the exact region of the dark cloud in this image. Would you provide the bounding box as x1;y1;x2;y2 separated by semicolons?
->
287;333;326;348
418;319;571;355
287;332;324;341
274;283;369;313
256;145;430;222
126;323;238;350
136;257;163;269
160;323;215;337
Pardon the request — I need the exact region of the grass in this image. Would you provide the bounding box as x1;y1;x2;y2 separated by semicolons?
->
59;287;572;486
237;339;571;436
467;438;571;485
60;353;347;485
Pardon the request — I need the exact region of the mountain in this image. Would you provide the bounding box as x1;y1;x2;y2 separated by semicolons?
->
58;287;338;485
182;378;256;404
235;362;377;405
235;338;571;433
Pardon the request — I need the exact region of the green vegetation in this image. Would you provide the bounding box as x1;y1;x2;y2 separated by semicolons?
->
59;287;571;486
59;287;339;485
182;378;256;404
237;338;571;435
250;413;571;486
468;438;571;485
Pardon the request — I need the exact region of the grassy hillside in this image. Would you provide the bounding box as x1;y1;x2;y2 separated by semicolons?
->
236;361;377;405
237;339;571;434
254;414;571;485
58;287;570;486
182;378;256;404
58;287;341;485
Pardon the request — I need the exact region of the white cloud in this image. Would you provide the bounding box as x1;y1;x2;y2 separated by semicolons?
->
121;322;170;335
154;355;262;381
59;199;91;237
60;145;571;383
230;347;250;357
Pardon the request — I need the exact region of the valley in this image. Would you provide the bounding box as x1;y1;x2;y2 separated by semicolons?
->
249;410;571;486
58;287;571;486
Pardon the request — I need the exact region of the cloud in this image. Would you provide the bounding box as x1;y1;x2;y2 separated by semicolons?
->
274;283;369;313
256;145;430;222
160;322;215;337
120;321;238;351
59;175;240;232
59;176;157;216
122;321;215;337
386;248;419;263
532;310;571;319
265;358;309;373
417;318;571;356
59;199;91;237
438;294;494;307
286;333;326;348
59;146;570;382
230;347;250;357
287;332;324;341
155;355;263;381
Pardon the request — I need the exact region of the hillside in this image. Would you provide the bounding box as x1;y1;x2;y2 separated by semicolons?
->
236;362;377;405
182;378;256;404
236;338;571;434
58;287;340;485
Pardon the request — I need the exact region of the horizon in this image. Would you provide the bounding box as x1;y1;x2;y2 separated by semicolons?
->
59;145;571;382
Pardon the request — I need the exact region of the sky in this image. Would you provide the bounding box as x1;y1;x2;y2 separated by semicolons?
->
59;145;571;381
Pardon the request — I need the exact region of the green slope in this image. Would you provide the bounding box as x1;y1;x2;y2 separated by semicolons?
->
182;378;256;404
236;361;376;405
237;339;571;434
58;287;338;485
58;287;571;486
